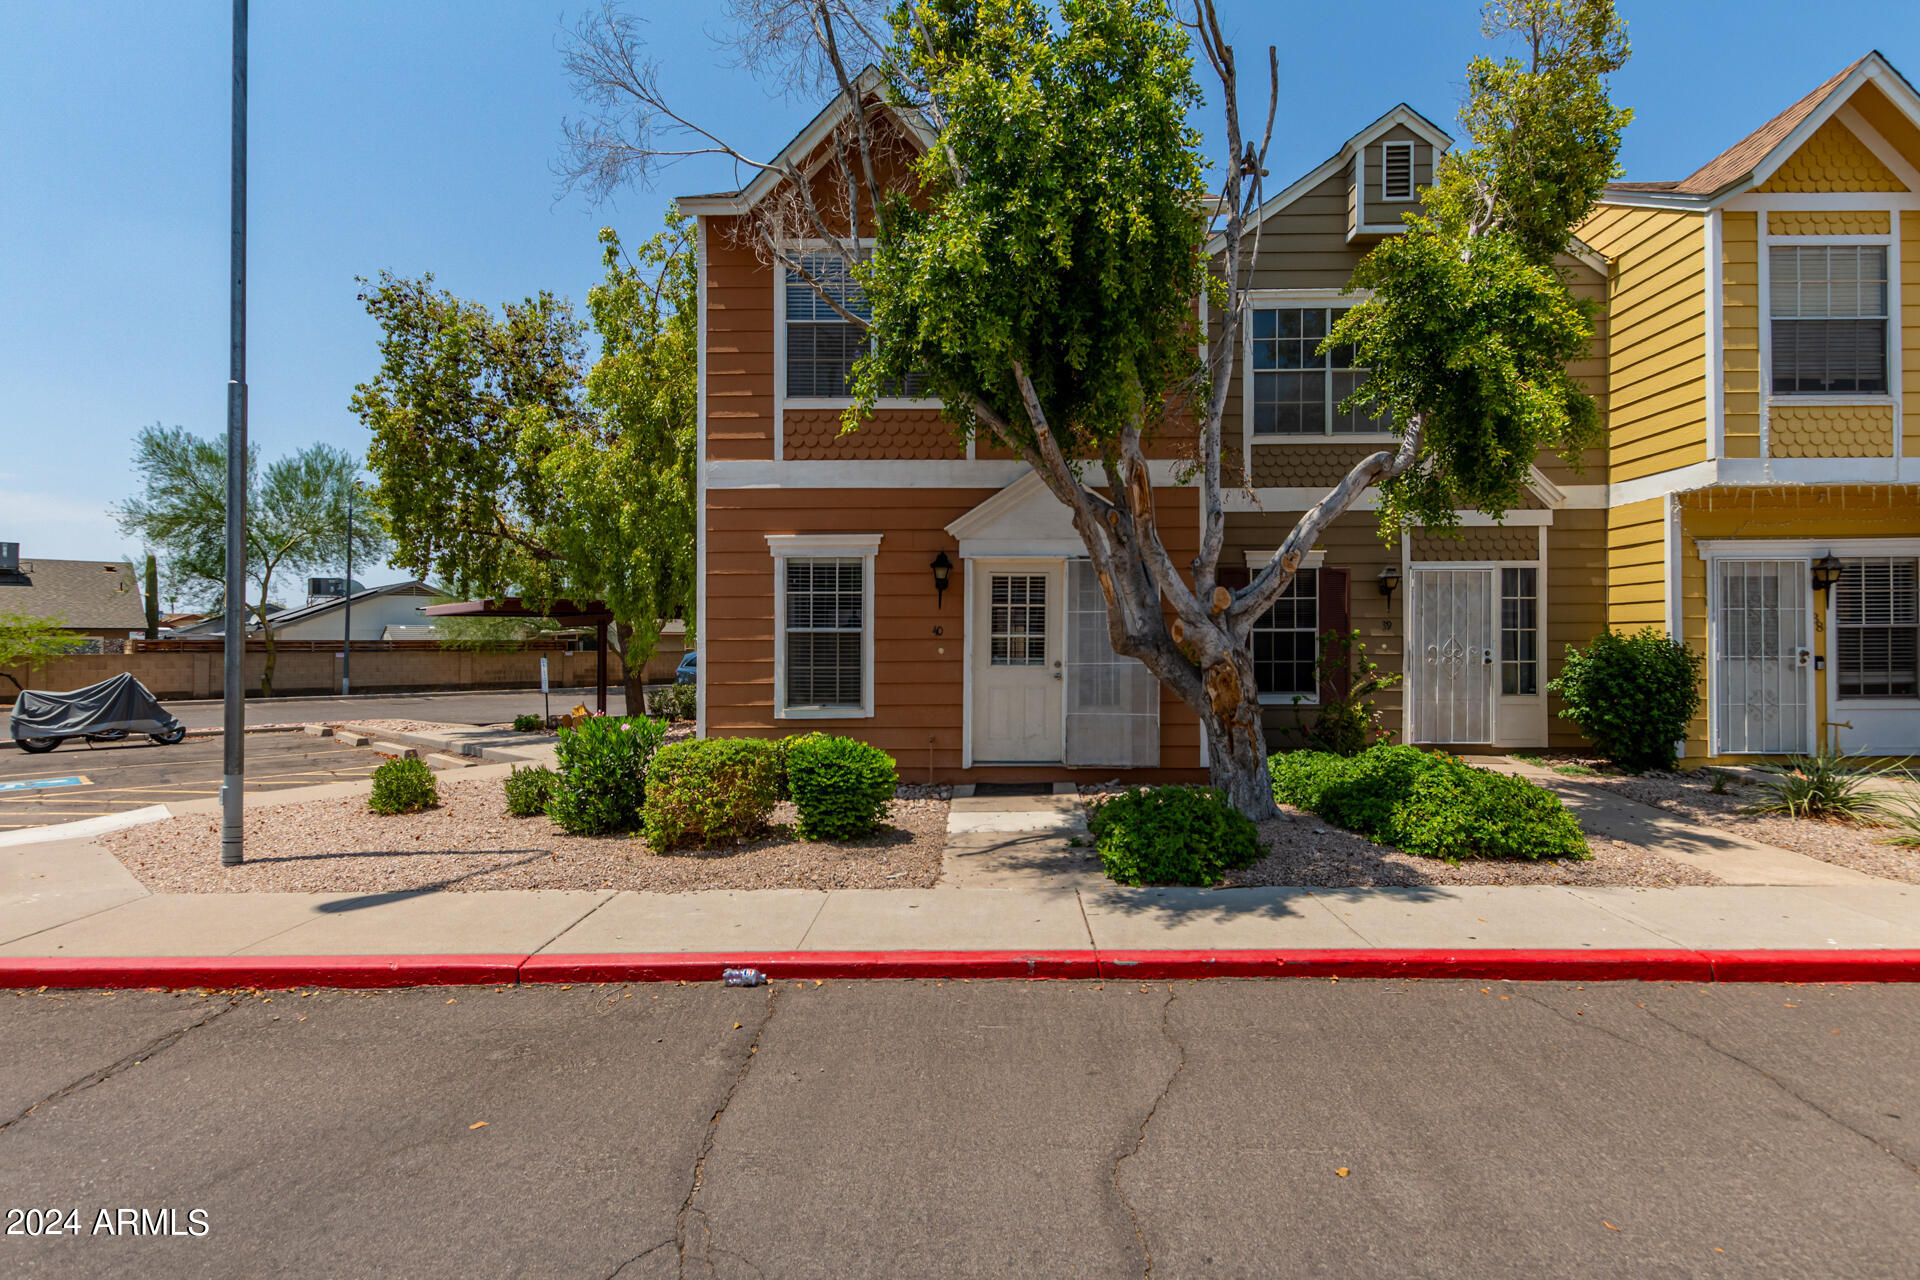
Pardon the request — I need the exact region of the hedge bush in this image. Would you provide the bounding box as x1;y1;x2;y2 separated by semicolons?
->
1270;745;1587;862
368;757;438;815
1548;628;1703;773
786;734;897;840
548;715;668;836
642;737;781;849
1086;786;1265;886
770;732;826;801
645;684;697;721
511;713;544;733
503;765;558;818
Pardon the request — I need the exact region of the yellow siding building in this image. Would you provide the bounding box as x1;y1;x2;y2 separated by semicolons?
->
1579;51;1920;762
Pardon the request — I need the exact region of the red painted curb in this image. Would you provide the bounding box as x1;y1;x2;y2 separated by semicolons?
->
1094;948;1719;982
1704;950;1920;983
0;955;525;991
521;951;1102;983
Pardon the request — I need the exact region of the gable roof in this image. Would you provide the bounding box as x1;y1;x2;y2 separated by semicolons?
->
0;557;145;631
1602;51;1920;207
675;65;933;217
172;581;437;635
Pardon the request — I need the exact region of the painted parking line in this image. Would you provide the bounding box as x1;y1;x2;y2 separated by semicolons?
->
0;776;91;793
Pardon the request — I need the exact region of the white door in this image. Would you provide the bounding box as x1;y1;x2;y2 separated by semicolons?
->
1411;569;1495;745
1714;559;1812;755
973;566;1063;762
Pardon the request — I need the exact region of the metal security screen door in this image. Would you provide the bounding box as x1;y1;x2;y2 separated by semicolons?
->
973;568;1063;762
1064;561;1159;767
1714;559;1811;755
1411;569;1495;744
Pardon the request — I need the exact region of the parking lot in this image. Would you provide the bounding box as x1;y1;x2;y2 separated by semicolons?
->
0;732;394;832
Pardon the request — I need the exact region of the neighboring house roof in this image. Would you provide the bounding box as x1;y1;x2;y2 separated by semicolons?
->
380;624;441;642
172;581;437;635
1601;51;1920;206
0;557;145;631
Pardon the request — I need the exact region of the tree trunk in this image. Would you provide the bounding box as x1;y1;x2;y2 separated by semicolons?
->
613;623;650;719
255;587;276;699
1196;652;1279;820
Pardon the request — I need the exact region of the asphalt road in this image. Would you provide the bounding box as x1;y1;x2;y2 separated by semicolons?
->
0;734;394;831
2;978;1915;1278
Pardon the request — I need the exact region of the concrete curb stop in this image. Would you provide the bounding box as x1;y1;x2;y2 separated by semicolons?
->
3;948;1919;991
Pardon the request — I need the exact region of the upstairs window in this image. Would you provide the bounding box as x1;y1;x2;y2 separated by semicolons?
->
1381;141;1415;201
1836;557;1919;699
1250;307;1391;436
1770;245;1889;396
784;253;927;400
1251;568;1319;699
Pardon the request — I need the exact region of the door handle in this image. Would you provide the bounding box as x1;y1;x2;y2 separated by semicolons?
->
1482;650;1494;666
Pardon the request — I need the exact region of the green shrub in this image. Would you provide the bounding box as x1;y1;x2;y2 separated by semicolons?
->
368;757;439;815
642;737;781;849
786;734;897;840
1748;746;1898;823
1548;628;1703;772
772;732;827;801
645;684;697;721
548;715;668;836
1270;745;1587;863
511;713;544;733
1086;786;1265;886
1291;630;1401;756
503;765;558;818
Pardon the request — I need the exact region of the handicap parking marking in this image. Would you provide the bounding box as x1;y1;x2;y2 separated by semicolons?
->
0;775;93;793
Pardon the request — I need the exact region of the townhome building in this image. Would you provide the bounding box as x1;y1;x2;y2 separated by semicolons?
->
1578;51;1920;762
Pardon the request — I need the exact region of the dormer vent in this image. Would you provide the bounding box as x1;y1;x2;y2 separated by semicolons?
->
1382;141;1415;201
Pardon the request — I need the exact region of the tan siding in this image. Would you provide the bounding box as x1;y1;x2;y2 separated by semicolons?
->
1769;404;1895;457
1605;498;1666;631
1768;210;1892;236
1546;508;1607;748
704;486;1203;780
1756;118;1909;193
1579;205;1709;481
1722;210;1761;457
1359;124;1435;229
1248;173;1371;291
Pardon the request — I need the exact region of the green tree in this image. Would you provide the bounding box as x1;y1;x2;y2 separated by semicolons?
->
351;211;698;713
113;427;390;697
0;613;81;693
558;0;1628;815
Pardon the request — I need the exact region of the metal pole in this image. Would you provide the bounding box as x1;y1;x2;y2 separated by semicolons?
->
220;0;248;867
342;483;352;695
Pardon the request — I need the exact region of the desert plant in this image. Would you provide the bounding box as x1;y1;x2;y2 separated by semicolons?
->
548;715;668;836
503;764;559;818
1270;745;1587;863
1087;786;1266;887
1747;747;1899;823
511;713;544;733
642;737;781;849
368;756;439;815
645;683;697;721
786;734;898;840
1291;629;1401;756
1548;628;1703;772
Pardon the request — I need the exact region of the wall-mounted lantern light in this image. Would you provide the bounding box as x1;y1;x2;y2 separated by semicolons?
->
1811;553;1843;595
1377;564;1401;601
931;551;953;609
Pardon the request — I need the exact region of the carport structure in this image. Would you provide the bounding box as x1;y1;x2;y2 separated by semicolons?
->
419;598;614;713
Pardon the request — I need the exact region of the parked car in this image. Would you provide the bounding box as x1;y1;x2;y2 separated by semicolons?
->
675;651;697;686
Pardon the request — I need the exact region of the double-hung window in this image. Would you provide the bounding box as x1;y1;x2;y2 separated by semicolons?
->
1835;557;1919;699
769;535;880;717
1770;245;1889;396
1500;568;1539;696
1250;307;1390;436
1251;568;1319;700
783;253;927;400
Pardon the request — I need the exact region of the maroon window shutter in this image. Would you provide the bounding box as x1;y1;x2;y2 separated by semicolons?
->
1318;566;1351;703
1217;564;1251;591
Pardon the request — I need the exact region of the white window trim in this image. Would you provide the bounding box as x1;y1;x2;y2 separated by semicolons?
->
766;533;882;719
1757;228;1903;455
773;242;942;452
1380;140;1415;202
1240;291;1393;478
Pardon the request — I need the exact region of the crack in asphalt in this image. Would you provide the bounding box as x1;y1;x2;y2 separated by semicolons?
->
1112;983;1183;1278
1629;999;1920;1179
1507;987;1667;1057
0;994;243;1136
603;1239;674;1279
677;985;780;1278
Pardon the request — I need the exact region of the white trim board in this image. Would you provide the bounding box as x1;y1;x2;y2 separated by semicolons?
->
766;534;882;720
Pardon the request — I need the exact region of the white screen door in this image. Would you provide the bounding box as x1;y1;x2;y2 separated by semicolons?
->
1714;559;1811;755
1064;560;1159;767
973;567;1062;761
1411;568;1495;744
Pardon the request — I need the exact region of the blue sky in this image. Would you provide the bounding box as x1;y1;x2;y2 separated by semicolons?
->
2;0;1915;586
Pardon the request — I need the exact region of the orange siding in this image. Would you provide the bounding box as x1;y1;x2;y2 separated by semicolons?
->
704;216;774;460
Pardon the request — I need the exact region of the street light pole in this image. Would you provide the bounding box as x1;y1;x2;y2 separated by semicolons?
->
220;0;248;867
342;482;353;695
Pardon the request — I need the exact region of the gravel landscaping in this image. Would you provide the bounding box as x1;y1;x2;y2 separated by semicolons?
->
1575;769;1920;886
102;776;946;894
